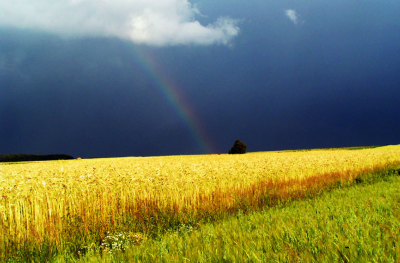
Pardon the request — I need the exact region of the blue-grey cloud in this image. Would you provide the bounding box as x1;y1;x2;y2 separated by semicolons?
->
0;0;240;46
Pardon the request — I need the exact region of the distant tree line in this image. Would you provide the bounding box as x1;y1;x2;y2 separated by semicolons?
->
0;154;74;163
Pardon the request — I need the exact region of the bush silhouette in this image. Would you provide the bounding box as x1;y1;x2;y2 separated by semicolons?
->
228;140;247;154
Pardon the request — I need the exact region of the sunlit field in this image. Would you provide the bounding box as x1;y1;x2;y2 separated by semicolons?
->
1;147;400;261
68;170;400;263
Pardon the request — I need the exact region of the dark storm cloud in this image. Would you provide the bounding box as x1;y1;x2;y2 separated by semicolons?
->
0;31;199;157
1;0;400;158
163;0;400;152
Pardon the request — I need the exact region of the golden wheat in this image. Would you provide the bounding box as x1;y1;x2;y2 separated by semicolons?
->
0;147;399;250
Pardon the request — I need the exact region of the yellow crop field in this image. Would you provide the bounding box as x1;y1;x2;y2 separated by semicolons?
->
1;147;400;260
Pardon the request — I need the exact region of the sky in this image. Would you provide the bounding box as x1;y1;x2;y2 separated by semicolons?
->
1;0;400;158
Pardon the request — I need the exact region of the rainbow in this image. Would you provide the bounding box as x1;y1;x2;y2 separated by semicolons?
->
132;47;217;155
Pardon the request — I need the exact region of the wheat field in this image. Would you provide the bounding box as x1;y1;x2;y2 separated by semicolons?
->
70;169;400;263
1;147;400;260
